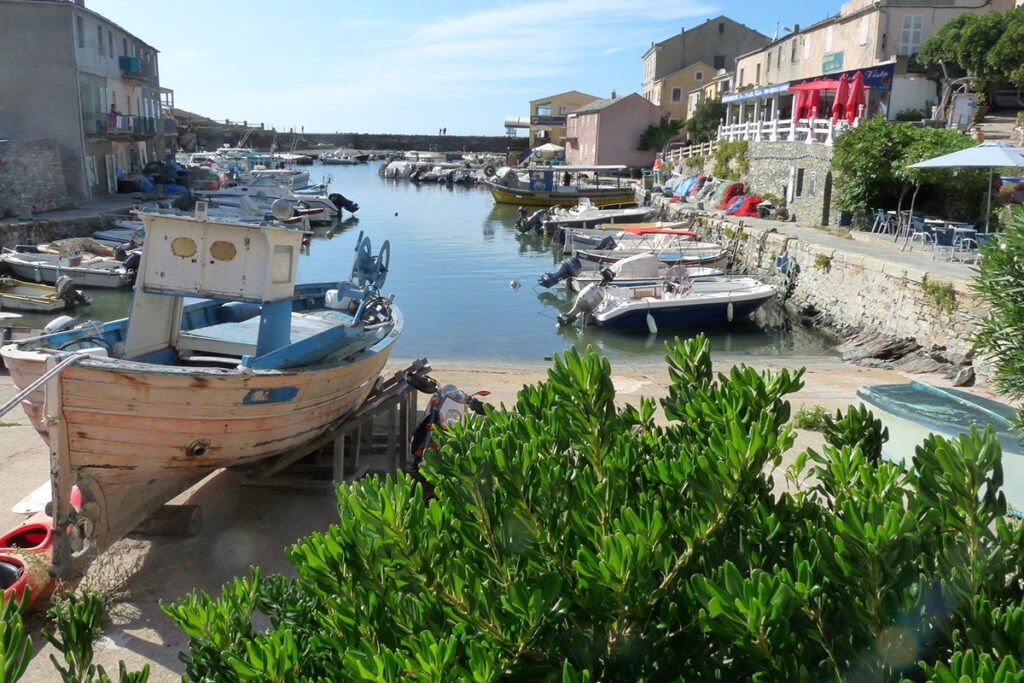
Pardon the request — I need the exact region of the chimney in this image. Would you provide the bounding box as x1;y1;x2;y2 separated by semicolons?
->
793;24;799;32
611;90;617;99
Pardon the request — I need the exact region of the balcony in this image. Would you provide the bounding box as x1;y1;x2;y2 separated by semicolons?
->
82;114;177;140
119;55;155;84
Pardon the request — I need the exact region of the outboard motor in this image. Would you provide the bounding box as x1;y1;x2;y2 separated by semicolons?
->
54;275;91;308
538;256;583;288
329;193;360;213
122;251;141;287
44;315;78;334
515;207;549;234
557;282;605;326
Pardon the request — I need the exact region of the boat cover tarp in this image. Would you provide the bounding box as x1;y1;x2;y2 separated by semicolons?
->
712;181;734;203
674;176;697;197
724;195;749;214
716;183;745;210
728;195;763;218
688;175;708;197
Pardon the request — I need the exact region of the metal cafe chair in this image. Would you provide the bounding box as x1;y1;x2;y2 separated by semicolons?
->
931;226;956;261
907;215;934;251
871;208;896;234
951;231;981;264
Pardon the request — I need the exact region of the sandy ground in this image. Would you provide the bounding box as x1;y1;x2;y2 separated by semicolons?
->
0;353;976;680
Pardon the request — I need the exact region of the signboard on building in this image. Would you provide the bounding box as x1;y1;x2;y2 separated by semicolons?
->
722;82;791;104
822;51;844;74
530;116;567;126
861;63;895;90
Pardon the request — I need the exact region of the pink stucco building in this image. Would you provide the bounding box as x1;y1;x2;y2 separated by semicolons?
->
564;93;670;167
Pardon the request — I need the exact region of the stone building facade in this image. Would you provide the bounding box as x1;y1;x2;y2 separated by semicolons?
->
743;141;836;227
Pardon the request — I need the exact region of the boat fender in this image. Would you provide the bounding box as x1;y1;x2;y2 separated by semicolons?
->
531;180;544;191
727;301;734;322
646;310;658;335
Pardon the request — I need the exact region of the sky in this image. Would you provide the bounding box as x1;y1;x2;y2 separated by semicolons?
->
86;0;840;136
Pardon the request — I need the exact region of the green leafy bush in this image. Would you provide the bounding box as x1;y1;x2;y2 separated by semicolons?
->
151;336;1024;681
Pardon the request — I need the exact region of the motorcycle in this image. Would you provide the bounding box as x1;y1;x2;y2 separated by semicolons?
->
409;379;491;498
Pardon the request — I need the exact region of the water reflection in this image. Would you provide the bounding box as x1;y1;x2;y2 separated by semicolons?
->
10;164;838;366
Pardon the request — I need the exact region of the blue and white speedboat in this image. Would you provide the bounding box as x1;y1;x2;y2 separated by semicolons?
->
558;268;776;332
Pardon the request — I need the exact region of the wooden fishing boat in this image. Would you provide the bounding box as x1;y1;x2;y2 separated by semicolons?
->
0;202;402;576
857;381;1024;514
485;165;637;207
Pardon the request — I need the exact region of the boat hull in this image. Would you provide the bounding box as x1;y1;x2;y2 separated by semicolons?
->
0;279;72;313
0;253;130;289
1;310;401;563
856;381;1024;514
592;286;775;331
486;182;636;208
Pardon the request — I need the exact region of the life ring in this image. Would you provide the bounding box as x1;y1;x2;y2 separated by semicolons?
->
531;180;544;191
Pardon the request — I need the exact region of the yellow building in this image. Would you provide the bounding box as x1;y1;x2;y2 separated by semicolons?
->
647;61;714;124
528;90;600;146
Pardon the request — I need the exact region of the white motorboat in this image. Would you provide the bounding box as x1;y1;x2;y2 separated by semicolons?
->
572;230;729;271
558;268;777;332
539;252;723;290
195;175;358;222
0;245;134;289
516;198;654;235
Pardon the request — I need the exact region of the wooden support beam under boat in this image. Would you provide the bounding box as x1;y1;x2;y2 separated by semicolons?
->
246;358;432;481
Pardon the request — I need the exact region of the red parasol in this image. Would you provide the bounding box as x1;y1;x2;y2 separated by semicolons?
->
789;79;840;120
806;87;822;120
831;74;849;124
791;89;805;121
845;71;867;123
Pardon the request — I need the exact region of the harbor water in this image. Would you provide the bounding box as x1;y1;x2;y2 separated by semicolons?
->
23;161;839;366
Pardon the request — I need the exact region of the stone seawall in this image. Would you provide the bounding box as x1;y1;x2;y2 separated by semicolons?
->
649;193;983;377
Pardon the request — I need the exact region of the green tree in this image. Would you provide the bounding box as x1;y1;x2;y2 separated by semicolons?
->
157;336;1024;681
637;115;682;152
918;8;1024;106
832;116;985;223
685;98;727;143
973;207;1024;432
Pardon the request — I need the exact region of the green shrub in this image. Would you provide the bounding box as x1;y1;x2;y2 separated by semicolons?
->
155;336;1024;681
793;404;830;429
922;275;957;313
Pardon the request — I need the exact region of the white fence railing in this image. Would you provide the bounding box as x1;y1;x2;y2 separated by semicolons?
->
717;117;856;145
664;140;717;166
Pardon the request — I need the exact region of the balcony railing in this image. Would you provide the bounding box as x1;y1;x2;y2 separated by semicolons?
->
717;113;862;146
82;114;178;139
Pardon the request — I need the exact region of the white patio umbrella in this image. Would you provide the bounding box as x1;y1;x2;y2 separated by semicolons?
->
907;140;1024;232
533;142;564;153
